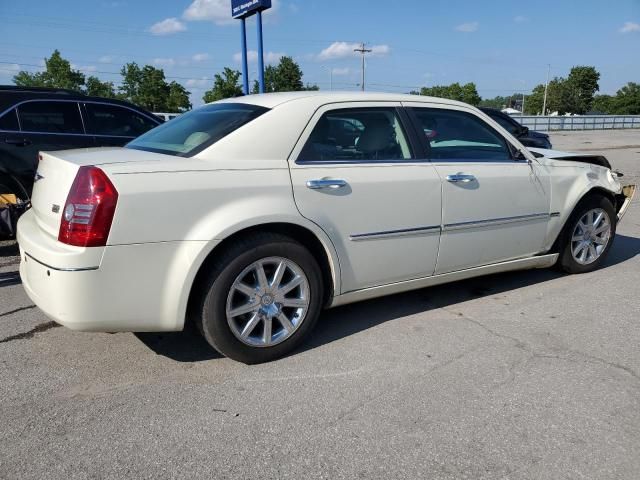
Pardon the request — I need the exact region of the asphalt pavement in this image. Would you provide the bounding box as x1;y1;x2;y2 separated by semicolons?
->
1;130;639;480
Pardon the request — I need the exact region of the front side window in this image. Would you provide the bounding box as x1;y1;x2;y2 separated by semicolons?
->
486;112;520;135
18;101;83;134
85;103;158;137
0;109;19;131
412;108;512;161
298;107;412;162
127;103;268;157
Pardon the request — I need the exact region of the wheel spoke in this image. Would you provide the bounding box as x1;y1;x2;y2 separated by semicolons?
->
588;244;597;261
240;313;261;339
594;236;607;245
279;275;303;295
229;301;258;318
572;235;584;242
593;211;604;228
579;245;588;263
263;317;273;344
271;261;287;288
255;263;269;291
235;282;257;297
594;223;609;235
277;313;294;333
282;297;307;308
573;243;586;258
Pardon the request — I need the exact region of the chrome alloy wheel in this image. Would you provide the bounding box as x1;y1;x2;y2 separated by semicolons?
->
571;208;612;265
225;257;310;347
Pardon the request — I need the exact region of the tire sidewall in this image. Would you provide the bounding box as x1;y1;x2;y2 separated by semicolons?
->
560;195;617;274
200;238;323;364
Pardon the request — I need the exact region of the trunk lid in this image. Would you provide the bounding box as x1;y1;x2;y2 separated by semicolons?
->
30;147;163;238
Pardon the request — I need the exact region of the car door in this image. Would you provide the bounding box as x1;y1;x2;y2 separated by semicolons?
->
82;102;160;147
9;100;92;195
289;103;442;294
404;103;551;274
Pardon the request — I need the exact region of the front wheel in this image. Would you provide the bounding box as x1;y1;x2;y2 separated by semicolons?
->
558;195;616;274
196;233;324;364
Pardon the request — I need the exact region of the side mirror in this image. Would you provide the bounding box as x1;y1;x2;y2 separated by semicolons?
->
514;149;530;162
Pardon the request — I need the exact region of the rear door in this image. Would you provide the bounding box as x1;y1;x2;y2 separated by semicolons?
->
289;102;442;294
7;100;92;194
404;103;551;274
83;102;160;147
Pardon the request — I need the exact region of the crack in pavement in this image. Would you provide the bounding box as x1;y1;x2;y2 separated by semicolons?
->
441;306;640;384
0;305;36;318
0;321;60;344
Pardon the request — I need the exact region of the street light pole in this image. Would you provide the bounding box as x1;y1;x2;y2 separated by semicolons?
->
322;66;333;90
354;43;372;91
542;64;550;115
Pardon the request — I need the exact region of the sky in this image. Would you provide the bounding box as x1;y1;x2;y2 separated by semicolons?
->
1;0;639;107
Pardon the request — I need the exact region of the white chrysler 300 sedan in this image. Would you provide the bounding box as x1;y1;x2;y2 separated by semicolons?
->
17;92;635;363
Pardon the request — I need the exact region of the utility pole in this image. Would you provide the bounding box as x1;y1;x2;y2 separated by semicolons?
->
322;66;333;91
542;64;551;115
354;42;372;91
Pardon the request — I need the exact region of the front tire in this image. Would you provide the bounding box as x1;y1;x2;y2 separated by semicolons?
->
558;195;616;274
196;233;324;364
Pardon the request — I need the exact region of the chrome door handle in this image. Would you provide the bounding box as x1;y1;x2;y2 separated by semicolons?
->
306;179;348;190
446;174;476;183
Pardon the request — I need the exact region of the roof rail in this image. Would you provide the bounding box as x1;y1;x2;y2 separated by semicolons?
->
0;85;84;95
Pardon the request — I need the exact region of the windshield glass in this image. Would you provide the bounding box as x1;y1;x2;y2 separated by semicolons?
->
127;103;269;157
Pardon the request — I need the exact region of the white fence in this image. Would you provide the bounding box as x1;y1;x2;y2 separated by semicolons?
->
515;115;640;132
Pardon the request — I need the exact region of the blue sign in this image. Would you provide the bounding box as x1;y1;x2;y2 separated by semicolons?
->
231;0;272;19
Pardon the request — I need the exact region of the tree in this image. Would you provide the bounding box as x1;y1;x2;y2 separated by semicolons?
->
167;81;192;112
565;66;600;114
611;82;640;114
119;63;144;104
250;57;317;93
85;76;116;98
591;94;615;114
203;67;243;103
13;50;85;91
479;95;510;109
417;82;481;106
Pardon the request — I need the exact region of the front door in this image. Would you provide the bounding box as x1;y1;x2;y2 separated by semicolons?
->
405;103;551;274
289;103;442;294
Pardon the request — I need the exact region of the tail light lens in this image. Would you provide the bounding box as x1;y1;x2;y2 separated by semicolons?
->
58;166;118;247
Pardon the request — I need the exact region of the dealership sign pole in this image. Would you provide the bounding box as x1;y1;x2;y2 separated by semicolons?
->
232;0;272;94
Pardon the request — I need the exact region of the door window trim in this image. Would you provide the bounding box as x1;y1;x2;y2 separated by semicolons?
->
0;98;160;137
295;105;423;165
405;106;526;164
81;101;161;138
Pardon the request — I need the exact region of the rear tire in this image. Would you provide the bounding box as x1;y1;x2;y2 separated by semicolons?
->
558;195;616;274
195;233;324;364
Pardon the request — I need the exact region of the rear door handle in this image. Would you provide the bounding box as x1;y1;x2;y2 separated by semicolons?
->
446;174;476;183
306;179;348;190
4;138;31;147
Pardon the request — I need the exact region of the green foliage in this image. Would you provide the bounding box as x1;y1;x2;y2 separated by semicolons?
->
251;57;317;93
525;66;601;115
417;82;481;106
203;68;243;103
119;63;191;111
13;50;85;91
85;76;116;98
591;94;615;114
610;82;640;114
167;81;192;112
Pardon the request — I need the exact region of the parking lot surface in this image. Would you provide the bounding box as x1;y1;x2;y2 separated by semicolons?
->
1;130;639;480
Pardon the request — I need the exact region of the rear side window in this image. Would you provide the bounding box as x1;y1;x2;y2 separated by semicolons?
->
298;107;412;162
486;111;520;135
411;108;511;161
127;103;268;157
85;103;158;137
0;109;19;131
18;101;83;134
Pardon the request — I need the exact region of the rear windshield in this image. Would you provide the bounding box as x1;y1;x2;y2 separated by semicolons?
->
126;103;269;157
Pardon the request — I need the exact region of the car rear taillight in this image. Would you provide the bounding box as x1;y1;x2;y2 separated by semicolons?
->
58;166;118;247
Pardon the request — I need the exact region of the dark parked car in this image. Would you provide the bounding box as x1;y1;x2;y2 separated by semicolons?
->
0;86;161;199
480;107;552;150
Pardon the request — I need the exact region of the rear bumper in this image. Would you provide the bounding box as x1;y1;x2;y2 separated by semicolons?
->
17;209;210;332
617;184;636;222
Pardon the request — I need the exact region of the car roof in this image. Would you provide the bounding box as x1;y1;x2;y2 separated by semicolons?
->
214;91;473;110
0;86;159;119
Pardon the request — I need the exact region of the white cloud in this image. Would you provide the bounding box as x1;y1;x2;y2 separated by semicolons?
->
153;58;176;67
514;15;527;23
317;42;390;61
619;21;640;33
233;50;285;64
6;63;21;72
186;77;209;88
331;67;350;76
149;17;187;35
192;53;210;62
183;0;279;25
71;64;97;72
98;55;114;63
454;21;479;32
